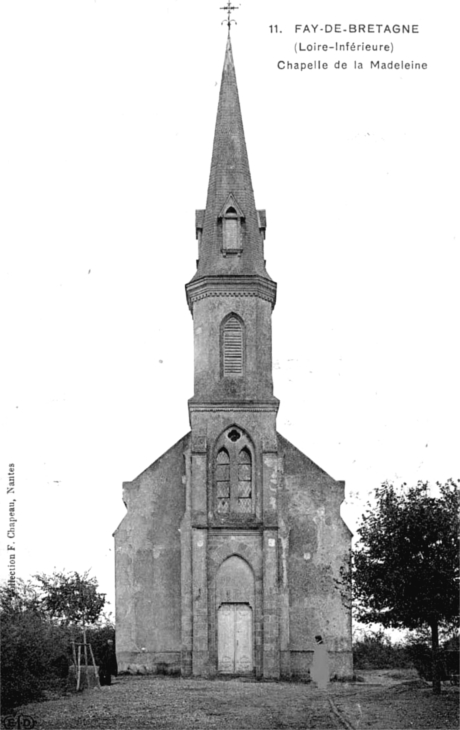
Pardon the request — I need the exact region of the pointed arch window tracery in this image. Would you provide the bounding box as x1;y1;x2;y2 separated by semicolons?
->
214;429;254;516
237;447;252;513
216;448;231;514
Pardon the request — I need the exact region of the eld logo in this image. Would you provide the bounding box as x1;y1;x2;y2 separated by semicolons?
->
2;716;36;729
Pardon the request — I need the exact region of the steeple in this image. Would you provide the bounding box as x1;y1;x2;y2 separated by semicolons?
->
186;32;277;408
188;36;273;288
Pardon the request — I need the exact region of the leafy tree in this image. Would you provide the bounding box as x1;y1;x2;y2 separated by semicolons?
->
346;479;459;694
34;570;106;626
34;570;106;679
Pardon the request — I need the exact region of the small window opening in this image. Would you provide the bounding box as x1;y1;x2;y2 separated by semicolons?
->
223;207;241;251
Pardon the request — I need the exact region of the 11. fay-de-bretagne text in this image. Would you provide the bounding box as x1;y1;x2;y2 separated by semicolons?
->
293;24;419;34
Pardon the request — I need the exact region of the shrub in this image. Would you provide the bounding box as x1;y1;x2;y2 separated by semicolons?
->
0;582;69;709
353;631;411;670
407;642;459;683
85;623;116;667
0;577;113;709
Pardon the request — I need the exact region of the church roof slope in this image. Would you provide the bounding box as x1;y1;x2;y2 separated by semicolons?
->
277;432;340;484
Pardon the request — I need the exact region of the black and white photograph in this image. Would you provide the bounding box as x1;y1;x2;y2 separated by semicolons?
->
1;1;458;727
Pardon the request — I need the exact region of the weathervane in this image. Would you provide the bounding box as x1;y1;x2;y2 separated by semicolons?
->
220;1;240;31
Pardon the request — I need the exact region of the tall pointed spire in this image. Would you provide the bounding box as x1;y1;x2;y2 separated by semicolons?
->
192;35;270;280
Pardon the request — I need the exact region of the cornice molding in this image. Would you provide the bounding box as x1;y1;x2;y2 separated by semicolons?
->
198;525;279;534
188;400;279;414
185;275;277;312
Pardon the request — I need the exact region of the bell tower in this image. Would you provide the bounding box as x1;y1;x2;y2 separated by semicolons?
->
186;36;278;410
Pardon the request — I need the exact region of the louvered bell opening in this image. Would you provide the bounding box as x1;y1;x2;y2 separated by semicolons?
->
223;318;243;376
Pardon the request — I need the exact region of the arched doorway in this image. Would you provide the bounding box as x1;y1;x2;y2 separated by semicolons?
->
215;555;255;674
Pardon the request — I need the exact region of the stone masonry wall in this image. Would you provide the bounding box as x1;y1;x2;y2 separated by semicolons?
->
277;433;353;679
114;434;189;674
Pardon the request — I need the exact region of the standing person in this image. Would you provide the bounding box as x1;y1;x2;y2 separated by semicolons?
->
310;635;330;690
99;639;117;686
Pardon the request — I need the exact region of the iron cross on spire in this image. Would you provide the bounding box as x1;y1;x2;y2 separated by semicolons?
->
220;1;240;31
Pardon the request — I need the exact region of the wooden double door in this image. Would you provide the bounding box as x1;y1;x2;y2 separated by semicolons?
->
217;603;253;674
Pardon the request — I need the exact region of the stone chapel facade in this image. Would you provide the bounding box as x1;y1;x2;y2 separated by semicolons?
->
114;37;352;680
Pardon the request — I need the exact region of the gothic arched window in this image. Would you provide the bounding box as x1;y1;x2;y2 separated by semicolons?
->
237;448;252;513
222;315;244;377
215;448;230;514
214;430;254;516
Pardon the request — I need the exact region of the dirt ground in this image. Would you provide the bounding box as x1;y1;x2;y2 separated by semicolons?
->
4;669;459;730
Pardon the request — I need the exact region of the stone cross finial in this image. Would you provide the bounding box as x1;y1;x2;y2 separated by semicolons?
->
220;1;239;31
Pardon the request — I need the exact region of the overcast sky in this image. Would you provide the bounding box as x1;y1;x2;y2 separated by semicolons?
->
1;1;458;613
